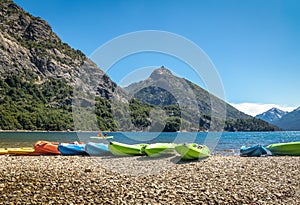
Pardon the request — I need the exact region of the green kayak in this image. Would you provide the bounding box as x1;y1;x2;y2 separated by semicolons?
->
265;141;300;156
144;143;176;157
108;141;148;156
175;143;210;160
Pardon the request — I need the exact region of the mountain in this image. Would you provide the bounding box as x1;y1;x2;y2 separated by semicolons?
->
256;107;300;131
0;0;126;131
0;0;120;96
272;107;300;131
124;67;280;132
126;67;250;119
0;1;281;132
255;108;288;123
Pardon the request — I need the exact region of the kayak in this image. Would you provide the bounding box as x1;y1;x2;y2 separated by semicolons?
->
175;143;210;160
7;147;38;155
58;143;87;156
90;136;113;140
85;142;110;156
34;141;61;155
0;148;8;155
240;145;268;157
266;141;300;156
144;143;176;157
108;141;148;156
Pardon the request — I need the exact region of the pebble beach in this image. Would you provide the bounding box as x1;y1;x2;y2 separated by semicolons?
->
0;155;299;204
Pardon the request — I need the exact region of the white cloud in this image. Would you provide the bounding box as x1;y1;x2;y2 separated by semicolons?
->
230;103;297;117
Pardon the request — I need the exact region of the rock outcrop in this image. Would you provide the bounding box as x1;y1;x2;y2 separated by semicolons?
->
0;0;123;100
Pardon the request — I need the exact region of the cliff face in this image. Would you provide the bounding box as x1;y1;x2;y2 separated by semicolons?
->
0;0;126;131
0;0;120;100
0;1;79;76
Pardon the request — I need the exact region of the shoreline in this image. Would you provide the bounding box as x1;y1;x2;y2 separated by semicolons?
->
0;155;299;204
0;130;294;133
0;130;102;133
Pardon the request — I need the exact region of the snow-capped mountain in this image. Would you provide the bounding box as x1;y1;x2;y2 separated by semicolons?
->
255;108;288;123
273;107;300;131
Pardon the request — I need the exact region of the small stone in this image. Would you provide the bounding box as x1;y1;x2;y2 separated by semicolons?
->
84;168;92;173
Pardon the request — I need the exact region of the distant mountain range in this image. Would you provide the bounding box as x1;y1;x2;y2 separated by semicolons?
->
0;0;280;132
256;107;300;131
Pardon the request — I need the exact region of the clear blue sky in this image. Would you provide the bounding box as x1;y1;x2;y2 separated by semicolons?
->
14;0;300;115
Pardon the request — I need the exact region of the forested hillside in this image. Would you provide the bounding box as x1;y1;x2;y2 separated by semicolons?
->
125;67;281;132
0;0;122;131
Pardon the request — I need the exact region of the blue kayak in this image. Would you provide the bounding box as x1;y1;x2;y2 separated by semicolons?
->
58;143;87;155
85;142;110;156
240;144;268;157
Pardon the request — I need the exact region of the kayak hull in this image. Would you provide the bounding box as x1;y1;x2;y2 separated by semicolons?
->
85;142;110;156
90;136;113;140
240;145;268;157
144;143;176;157
7;147;38;156
58;143;87;156
175;143;210;160
0;148;8;155
108;141;147;156
266;142;300;156
34;141;61;155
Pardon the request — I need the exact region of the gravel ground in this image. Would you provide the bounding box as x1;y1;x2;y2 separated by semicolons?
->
0;155;299;204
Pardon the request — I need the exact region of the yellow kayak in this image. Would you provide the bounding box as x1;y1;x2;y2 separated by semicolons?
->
0;148;8;155
7;147;37;155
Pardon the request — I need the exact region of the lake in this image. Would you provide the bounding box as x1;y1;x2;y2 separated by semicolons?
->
0;131;299;155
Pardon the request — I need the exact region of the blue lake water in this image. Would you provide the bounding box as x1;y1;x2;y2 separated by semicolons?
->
0;131;299;155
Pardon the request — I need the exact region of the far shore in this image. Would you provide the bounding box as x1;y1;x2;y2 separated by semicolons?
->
0;130;292;133
0;130;110;133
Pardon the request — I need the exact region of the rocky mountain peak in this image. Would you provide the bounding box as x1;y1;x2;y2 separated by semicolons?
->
255;107;287;123
269;107;286;114
0;1;51;41
149;66;173;80
123;65;280;131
